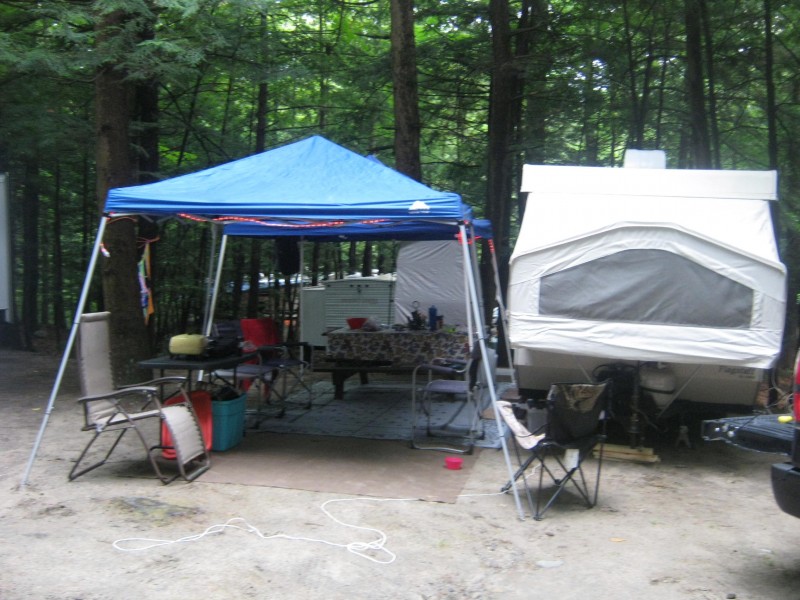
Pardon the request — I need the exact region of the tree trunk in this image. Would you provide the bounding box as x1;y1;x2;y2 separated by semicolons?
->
699;0;721;168
622;0;644;148
246;239;261;317
361;244;373;277
248;16;268;317
390;0;422;180
487;0;519;366
229;240;245;318
487;0;515;258
95;8;150;383
135;70;161;350
763;0;791;367
20;156;39;351
348;241;357;275
763;0;778;171
311;243;321;287
520;0;551;208
52;162;66;337
684;0;711;168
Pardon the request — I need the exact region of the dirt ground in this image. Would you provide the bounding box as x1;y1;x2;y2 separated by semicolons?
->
2;346;800;600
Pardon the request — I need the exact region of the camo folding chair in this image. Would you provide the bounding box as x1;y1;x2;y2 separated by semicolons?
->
499;382;609;520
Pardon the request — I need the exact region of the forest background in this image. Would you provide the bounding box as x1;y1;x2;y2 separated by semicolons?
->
0;0;798;379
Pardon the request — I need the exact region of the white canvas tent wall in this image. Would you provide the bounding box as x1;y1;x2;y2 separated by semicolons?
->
394;240;472;327
508;163;786;411
22;136;525;517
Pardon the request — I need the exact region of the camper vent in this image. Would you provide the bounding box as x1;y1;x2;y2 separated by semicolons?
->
623;149;666;169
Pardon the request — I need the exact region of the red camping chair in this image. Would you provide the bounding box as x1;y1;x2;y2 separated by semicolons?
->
210;320;272;399
240;318;313;420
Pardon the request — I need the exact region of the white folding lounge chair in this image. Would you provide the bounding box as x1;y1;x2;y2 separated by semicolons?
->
70;312;210;483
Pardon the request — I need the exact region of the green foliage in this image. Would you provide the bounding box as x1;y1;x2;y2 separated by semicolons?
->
1;0;799;340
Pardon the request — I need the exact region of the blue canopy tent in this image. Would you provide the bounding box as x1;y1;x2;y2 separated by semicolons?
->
23;136;523;518
105;135;470;221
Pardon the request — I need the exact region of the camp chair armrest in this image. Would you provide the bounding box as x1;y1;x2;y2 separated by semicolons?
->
78;385;159;404
121;375;187;388
256;344;284;353
254;344;285;361
418;357;468;377
118;377;188;405
256;343;311;364
432;357;467;369
281;341;310;349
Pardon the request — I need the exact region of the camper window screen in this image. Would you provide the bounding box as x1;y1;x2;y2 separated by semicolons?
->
539;249;752;328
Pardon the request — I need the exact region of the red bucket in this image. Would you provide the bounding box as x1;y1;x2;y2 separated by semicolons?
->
161;390;213;459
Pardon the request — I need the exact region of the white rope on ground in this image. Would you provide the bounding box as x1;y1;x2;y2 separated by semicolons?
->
113;496;419;565
112;479;534;563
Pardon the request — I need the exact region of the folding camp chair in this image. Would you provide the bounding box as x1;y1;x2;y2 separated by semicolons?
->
499;381;609;520
70;312;210;484
410;346;494;454
214;317;312;420
210;320;276;404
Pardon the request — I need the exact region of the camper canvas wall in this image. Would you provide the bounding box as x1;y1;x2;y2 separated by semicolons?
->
508;162;786;413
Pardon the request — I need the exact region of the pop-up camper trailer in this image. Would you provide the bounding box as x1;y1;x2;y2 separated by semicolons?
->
507;152;786;421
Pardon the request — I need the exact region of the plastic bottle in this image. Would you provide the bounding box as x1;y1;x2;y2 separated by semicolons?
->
428;305;437;331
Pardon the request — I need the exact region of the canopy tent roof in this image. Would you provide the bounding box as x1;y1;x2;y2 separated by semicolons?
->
222;218;492;242
105;135;471;223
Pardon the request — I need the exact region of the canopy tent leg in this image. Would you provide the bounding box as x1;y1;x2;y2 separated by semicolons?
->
458;223;525;520
197;229;228;384
203;229;227;338
20;215;109;487
202;224;224;337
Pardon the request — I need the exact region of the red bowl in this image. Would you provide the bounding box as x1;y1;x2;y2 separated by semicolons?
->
445;456;464;470
347;317;368;330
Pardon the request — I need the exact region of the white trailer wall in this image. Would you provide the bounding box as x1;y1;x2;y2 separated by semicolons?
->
508;165;786;387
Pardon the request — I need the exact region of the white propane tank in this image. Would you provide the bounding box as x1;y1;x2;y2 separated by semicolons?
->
639;363;677;409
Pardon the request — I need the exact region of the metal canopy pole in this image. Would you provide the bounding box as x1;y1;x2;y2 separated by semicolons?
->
458;223;525;519
201;223;222;336
197;229;229;384
204;228;227;337
21;215;109;487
